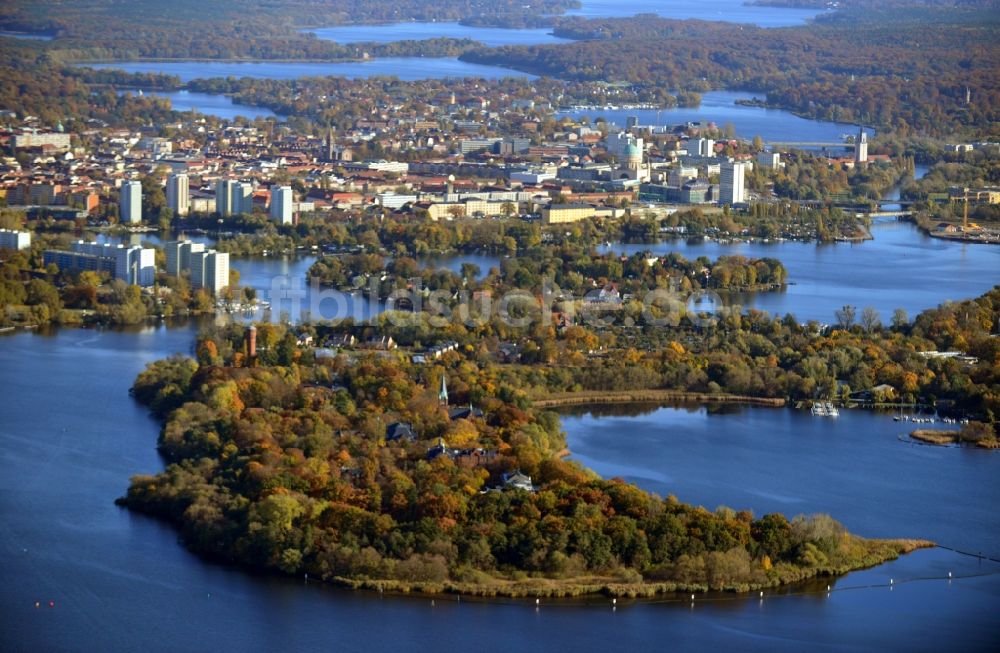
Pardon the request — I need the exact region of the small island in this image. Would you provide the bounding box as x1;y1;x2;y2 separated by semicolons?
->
910;422;999;448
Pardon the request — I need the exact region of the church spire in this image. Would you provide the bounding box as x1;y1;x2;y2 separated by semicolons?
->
439;373;449;405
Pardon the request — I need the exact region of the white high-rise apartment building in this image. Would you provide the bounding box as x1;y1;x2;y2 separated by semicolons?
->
166;173;190;216
0;229;31;250
121;180;142;223
237;182;254;215
270;186;293;224
165;240;206;276
59;241;155;286
190;250;230;295
757;152;781;169
215;179;237;216
114;246;156;286
217;179;254;216
719;161;748;206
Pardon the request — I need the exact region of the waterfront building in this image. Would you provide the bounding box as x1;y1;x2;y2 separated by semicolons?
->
0;229;31;251
43;241;155;287
166;173;190;216
164;240;205;276
114;245;156;286
190;249;230;295
120;180;142;224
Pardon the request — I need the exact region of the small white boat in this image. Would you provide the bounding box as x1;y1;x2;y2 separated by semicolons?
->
811;402;838;417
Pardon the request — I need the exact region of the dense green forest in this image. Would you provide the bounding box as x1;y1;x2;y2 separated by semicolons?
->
0;43;185;127
308;247;788;297
466;10;1000;138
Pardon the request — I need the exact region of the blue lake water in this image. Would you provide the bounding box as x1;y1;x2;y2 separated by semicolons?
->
562;403;1000;552
597;220;1000;325
306;22;571;47
117;89;281;120
557;90;873;144
81;58;535;82
0;30;53;41
568;0;827;27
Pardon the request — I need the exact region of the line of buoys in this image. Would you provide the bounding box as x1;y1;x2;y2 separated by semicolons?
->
936;544;1000;565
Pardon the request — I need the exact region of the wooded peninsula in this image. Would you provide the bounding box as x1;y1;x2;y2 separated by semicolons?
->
117;286;998;597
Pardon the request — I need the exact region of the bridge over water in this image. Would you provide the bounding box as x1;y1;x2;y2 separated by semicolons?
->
869;211;913;218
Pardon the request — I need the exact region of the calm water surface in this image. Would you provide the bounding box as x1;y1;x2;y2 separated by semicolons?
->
0;30;53;41
557;90;873;143
82;58;535;82
2;330;998;652
306;22;570;47
305;0;824;42
118;89;281;120
563;403;1000;551
597;220;1000;325
568;0;826;27
233;252;504;322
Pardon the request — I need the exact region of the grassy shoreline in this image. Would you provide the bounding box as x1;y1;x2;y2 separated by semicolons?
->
327;538;932;599
910;429;1000;449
